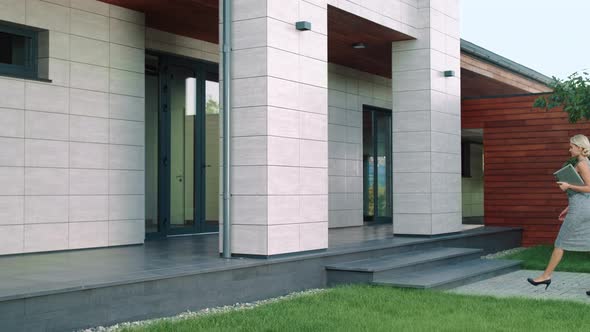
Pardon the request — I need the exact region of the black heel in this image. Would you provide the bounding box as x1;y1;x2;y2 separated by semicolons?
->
527;277;552;289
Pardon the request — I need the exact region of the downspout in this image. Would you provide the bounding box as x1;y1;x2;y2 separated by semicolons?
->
222;0;232;258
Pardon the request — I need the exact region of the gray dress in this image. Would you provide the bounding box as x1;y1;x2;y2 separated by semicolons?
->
555;159;590;251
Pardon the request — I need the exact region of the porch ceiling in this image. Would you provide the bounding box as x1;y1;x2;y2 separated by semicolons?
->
461;68;529;98
101;1;413;79
328;6;413;78
100;0;218;43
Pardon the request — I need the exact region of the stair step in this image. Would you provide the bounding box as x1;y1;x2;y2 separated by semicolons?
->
326;247;482;272
372;259;521;290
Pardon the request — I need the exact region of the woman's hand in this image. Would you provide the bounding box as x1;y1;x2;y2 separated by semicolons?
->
558;206;569;222
557;181;570;191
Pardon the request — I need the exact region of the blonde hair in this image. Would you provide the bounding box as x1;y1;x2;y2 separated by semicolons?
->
570;134;590;157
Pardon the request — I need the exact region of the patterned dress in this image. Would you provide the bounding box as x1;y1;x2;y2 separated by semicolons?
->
555;159;590;251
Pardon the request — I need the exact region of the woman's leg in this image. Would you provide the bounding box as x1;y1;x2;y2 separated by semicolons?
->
534;247;564;281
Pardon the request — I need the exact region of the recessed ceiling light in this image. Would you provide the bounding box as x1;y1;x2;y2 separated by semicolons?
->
352;42;366;49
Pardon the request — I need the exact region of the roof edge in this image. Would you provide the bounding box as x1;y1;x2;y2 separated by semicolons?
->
460;39;553;86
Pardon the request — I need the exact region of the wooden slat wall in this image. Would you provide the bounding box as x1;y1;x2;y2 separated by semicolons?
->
462;95;590;246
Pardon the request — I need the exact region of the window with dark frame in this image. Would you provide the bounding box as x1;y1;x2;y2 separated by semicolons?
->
0;22;39;79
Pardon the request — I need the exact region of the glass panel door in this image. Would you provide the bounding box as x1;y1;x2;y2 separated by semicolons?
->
375;110;392;219
145;55;159;234
168;64;198;233
203;73;220;232
363;106;392;222
144;53;220;238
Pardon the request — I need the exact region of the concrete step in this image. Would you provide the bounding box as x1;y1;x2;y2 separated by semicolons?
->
372;258;521;290
326;247;483;286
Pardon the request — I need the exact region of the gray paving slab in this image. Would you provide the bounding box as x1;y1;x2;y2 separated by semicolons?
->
326;247;482;272
373;259;520;289
449;269;590;304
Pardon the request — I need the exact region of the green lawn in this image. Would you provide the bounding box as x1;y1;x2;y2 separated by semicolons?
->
120;285;590;332
501;245;590;273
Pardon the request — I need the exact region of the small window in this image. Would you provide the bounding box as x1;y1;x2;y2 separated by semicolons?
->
0;22;39;79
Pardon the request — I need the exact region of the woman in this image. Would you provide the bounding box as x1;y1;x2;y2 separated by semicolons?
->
527;134;590;294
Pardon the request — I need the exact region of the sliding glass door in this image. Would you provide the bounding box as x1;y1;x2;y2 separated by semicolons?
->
363;106;392;223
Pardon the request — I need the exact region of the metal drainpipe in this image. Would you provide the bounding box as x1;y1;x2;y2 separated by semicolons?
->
222;0;232;258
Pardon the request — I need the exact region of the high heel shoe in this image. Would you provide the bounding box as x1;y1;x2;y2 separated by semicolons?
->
527;277;552;289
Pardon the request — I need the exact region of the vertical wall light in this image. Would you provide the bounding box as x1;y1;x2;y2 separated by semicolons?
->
185;77;196;116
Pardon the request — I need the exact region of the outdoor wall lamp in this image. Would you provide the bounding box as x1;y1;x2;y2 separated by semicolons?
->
444;70;455;77
296;21;312;31
352;42;366;49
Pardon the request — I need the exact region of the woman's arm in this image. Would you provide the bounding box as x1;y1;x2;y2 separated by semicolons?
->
558;161;590;193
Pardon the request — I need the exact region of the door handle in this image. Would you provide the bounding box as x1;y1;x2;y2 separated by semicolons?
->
176;175;183;182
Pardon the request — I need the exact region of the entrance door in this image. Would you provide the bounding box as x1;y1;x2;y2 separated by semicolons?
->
145;53;219;237
168;62;199;234
363;106;392;223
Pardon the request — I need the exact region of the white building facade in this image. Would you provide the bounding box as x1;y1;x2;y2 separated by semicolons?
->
0;0;461;256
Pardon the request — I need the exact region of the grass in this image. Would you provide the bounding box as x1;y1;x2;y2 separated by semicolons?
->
120;285;590;332
500;245;590;273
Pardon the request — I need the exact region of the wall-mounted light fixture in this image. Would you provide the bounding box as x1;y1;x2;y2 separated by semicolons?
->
443;70;455;77
295;21;312;31
352;42;366;49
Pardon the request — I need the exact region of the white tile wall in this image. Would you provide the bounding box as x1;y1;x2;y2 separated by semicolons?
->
0;0;146;255
70;142;108;169
70;116;109;143
69;195;108;221
71;0;109;16
70;221;109;248
70;62;109;92
70;89;109;118
25;139;68;168
327;64;392;228
70;36;110;67
0;78;26;109
390;0;462;235
24;222;69;252
0;0;25;24
109;94;144;121
0;108;25;138
108;219;144;246
26;0;70;33
26;83;69;113
25;195;68;224
0;196;24;225
70;9;109;41
227;0;328;256
0;137;24;167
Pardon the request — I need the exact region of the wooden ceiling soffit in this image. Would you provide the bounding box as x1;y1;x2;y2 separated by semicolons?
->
461;68;529;99
328;5;413;78
99;0;219;43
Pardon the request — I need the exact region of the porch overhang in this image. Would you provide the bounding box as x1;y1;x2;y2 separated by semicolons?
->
99;0;218;43
328;6;414;78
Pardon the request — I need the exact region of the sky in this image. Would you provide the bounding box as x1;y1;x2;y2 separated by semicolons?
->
460;0;590;80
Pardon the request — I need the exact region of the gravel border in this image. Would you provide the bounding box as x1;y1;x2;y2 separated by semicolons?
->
482;247;526;259
79;288;327;332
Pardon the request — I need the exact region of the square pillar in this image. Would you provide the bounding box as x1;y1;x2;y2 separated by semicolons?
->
221;0;329;256
391;0;462;235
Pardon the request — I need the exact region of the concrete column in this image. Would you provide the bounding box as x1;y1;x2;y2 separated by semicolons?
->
221;0;329;256
391;0;461;235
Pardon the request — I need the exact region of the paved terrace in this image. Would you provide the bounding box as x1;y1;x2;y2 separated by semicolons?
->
0;224;492;301
450;270;590;304
0;224;397;300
